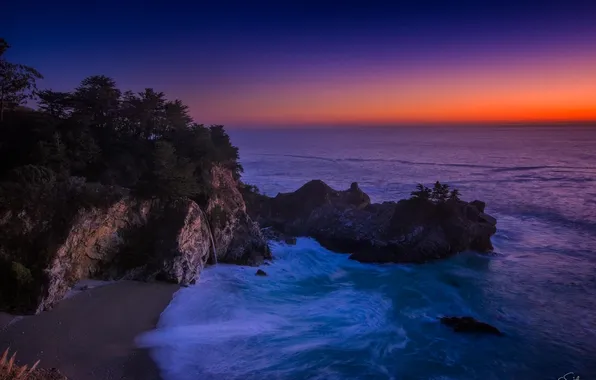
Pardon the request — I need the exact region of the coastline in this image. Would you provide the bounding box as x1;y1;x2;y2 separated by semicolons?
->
0;281;177;380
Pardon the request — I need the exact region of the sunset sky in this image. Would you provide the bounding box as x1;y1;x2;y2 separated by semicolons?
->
4;0;596;127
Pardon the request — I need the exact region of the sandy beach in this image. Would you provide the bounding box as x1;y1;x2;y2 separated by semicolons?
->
0;281;178;380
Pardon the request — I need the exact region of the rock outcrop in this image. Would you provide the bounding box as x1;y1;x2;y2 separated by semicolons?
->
244;180;497;264
440;316;503;336
0;168;269;314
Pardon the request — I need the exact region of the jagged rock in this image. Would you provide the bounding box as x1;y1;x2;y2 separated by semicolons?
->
440;316;503;336
255;269;267;276
470;200;486;213
244;180;497;264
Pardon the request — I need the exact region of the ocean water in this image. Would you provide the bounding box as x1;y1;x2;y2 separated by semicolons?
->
139;126;596;379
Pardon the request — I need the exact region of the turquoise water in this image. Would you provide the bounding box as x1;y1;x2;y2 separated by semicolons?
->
140;126;596;379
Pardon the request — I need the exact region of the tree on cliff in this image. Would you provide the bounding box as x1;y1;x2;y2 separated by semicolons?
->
0;39;243;208
145;140;201;198
37;90;73;118
0;39;43;121
410;183;431;200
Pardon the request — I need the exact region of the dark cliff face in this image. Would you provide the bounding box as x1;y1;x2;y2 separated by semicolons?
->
0;168;269;314
244;180;371;232
244;180;497;264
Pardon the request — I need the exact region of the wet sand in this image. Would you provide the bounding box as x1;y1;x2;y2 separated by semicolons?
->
0;281;178;380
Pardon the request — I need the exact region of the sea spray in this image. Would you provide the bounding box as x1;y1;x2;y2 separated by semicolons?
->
139;235;596;379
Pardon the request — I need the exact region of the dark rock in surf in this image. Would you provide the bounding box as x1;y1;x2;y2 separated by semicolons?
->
261;228;297;245
255;269;267;276
284;236;297;245
440;316;503;336
243;180;496;264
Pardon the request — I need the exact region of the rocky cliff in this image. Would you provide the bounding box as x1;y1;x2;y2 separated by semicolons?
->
244;180;497;264
0;168;269;314
206;166;271;265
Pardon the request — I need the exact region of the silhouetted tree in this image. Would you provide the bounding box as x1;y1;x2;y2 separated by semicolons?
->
0;39;43;121
37;90;73;118
449;188;461;201
165;99;193;131
411;182;461;203
410;183;432;200
72;75;121;127
0;41;245;207
210;125;243;177
431;181;450;202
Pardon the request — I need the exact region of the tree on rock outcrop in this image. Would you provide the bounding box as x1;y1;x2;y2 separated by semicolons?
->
431;181;450;202
449;188;461;201
410;182;461;203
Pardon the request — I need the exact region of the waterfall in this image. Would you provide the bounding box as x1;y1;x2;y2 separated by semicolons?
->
199;207;217;266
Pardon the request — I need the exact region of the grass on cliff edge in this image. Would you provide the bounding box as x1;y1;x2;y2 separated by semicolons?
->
0;348;39;379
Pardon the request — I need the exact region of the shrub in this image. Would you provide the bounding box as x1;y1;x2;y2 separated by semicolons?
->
0;348;40;380
10;262;32;286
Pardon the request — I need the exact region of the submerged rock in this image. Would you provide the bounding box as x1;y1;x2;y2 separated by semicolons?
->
244;180;497;264
440;316;503;336
255;269;267;276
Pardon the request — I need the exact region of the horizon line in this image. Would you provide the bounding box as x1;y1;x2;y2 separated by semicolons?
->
225;119;596;129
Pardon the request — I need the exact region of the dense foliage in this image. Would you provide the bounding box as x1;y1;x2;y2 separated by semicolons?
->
0;39;242;207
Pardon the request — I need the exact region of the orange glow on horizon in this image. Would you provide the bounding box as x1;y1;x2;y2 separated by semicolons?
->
192;51;596;126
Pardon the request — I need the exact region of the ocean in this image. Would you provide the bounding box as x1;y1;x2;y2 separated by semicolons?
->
139;126;596;379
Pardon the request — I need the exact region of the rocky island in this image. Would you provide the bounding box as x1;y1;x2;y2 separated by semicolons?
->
243;180;497;264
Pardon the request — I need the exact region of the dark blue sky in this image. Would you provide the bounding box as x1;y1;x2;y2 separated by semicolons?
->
4;0;596;125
